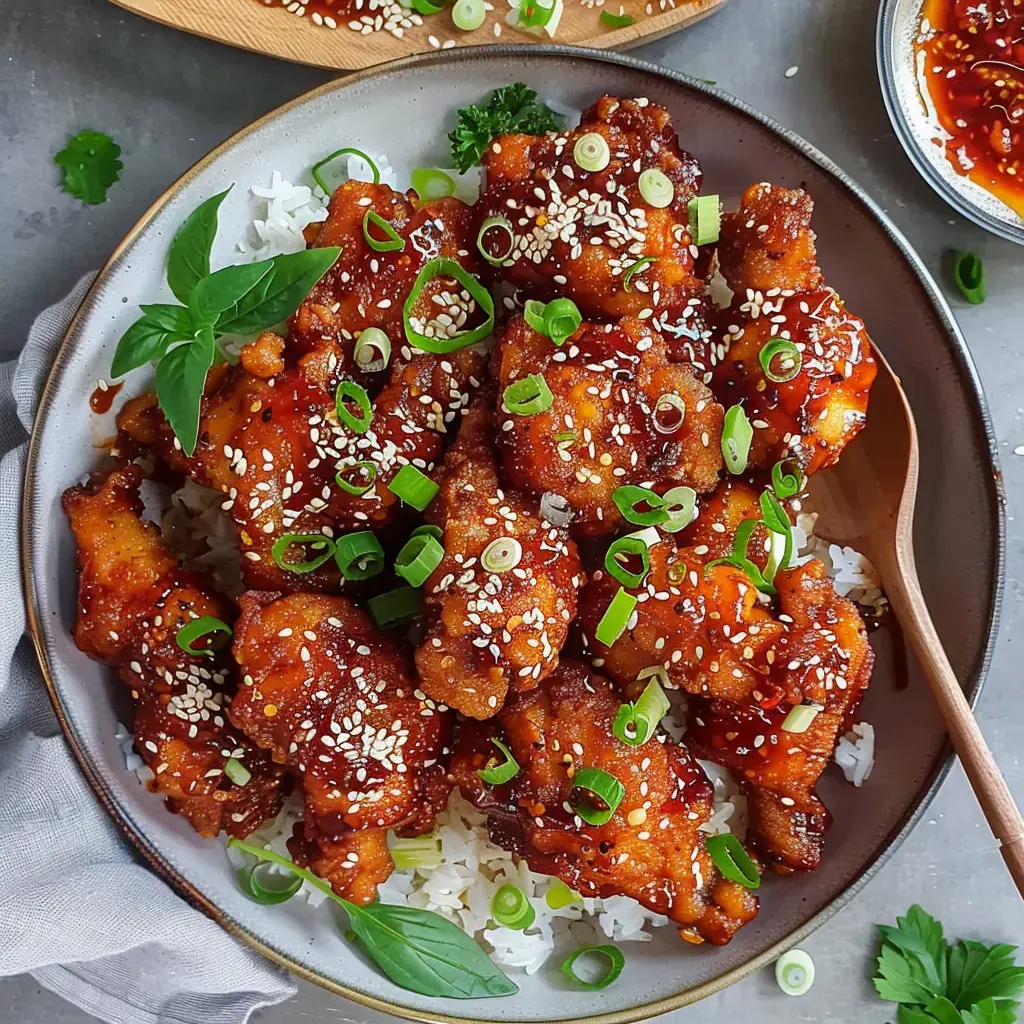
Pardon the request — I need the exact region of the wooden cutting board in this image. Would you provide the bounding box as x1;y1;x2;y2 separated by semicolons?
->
108;0;725;71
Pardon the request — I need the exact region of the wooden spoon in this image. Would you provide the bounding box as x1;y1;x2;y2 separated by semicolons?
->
807;346;1024;898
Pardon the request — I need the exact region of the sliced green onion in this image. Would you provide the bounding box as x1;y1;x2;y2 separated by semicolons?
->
354;327;391;373
771;459;802;499
311;147;380;194
611;485;669;526
239;861;304;905
335;381;373;434
652;392;686;434
395;533;445;587
503;373;553;415
622;256;656;291
176;616;232;658
388;464;439;511
660;486;697;533
388;832;443;871
571;767;625;826
271;533;336;574
477;737;519;785
759;339;802;383
334;531;385;581
412;0;445;14
368;586;421;628
336;460;378;496
721;404;753;474
404;256;495;353
452;0;486;28
952;250;985;305
561;944;625;990
628;525;661;548
573;132;610;173
759;489;793;584
612;676;671;747
706;833;760;889
543;297;582;344
410;167;456;201
687;194;721;245
411;524;443;541
477;215;515;265
636;664;671;687
224;757;251;786
595;588;637;648
781;703;822;734
604;536;650;588
638;168;674;209
362;210;405;253
518;0;557;26
705;518;777;596
481;536;523;573
776;950;815;996
545;879;581;909
599;8;635;26
759;489;791;535
491;885;536;930
523;299;547;334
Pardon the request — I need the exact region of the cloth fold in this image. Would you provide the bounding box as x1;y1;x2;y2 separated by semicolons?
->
0;278;298;1024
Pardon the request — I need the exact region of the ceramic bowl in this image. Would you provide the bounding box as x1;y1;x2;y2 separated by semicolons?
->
24;45;1004;1024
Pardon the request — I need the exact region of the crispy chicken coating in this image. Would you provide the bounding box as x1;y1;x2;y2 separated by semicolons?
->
415;398;584;720
62;466;288;838
450;660;758;945
477;95;705;320
713;184;877;476
230;592;452;903
493;315;724;533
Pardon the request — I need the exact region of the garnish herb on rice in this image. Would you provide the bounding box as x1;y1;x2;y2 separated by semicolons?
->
110;190;341;456
55;130;123;205
229;838;518;999
873;905;1024;1024
448;82;561;174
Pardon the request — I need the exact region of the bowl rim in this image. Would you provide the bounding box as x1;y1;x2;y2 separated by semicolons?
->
875;0;1024;246
22;43;1006;1024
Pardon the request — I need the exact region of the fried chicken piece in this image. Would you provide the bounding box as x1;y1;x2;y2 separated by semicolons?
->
230;591;452;903
681;477;764;559
477;95;705;320
450;660;758;945
687;561;875;873
493;315;724;533
62;466;288;838
415;398;584;720
713;184;877;476
117;346;482;591
291;181;481;390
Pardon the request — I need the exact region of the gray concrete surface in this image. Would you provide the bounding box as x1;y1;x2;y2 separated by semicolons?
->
1;0;1022;1021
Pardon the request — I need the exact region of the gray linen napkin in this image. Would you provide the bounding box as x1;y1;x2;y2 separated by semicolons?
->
0;278;298;1024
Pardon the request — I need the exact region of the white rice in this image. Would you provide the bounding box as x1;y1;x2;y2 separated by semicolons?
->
834;722;875;787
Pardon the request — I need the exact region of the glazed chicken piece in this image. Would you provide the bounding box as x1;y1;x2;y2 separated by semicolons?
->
493;315;724;533
450;660;759;945
231;592;452;903
62;465;288;838
291;180;482;391
713;183;877;476
477;95;706;320
117;345;482;592
415;398;584;720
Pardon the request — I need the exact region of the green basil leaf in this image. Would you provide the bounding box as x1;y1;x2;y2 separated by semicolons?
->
344;901;518;999
166;187;232;304
155;328;216;457
138;303;194;333
188;261;273;330
214;247;341;336
110;309;192;378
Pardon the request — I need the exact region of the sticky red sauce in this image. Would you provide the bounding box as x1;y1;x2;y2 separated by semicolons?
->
916;0;1024;216
89;380;124;415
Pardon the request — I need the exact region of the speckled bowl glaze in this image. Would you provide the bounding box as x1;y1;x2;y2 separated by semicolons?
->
24;46;1004;1024
877;0;1024;244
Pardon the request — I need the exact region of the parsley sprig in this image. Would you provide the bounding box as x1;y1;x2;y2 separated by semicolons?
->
55;130;122;205
874;906;1024;1024
447;83;561;174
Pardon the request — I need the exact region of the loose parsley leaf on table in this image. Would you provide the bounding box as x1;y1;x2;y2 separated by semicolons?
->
448;82;561;173
55;130;122;205
874;906;1024;1024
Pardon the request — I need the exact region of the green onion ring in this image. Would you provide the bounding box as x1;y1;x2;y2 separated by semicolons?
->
239;861;304;905
411;0;445;14
660;486;697;533
571;767;626;826
311;147;380;194
481;536;523;573
622;256;657;291
335;460;378;497
410;167;456;201
652;392;686;434
388;832;443;871
759;339;803;383
224;757;251;786
612;675;672;747
176;616;232;659
561;944;625;990
394;533;445;588
594;587;637;647
721;404;753;475
771;459;802;499
706;833;761;889
411;524;444;542
775;950;815;996
387;464;439;511
503;373;553;415
573;132;611;173
491;885;536;930
952;250;986;305
476;215;516;266
523;299;548;334
335;381;373;434
271;533;336;574
604;535;650;588
354;327;392;372
362;210;406;253
611;485;669;527
638;168;674;209
477;737;519;785
518;0;557;26
403;256;495;353
599;9;635;27
543;297;582;345
780;703;822;734
368;586;421;628
334;531;385;581
545;879;581;909
687;194;721;245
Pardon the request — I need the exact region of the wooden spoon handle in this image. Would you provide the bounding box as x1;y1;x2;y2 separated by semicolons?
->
888;570;1024;898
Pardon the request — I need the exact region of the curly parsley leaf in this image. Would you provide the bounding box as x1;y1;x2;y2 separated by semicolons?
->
875;906;1024;1024
447;83;560;173
55;130;122;205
